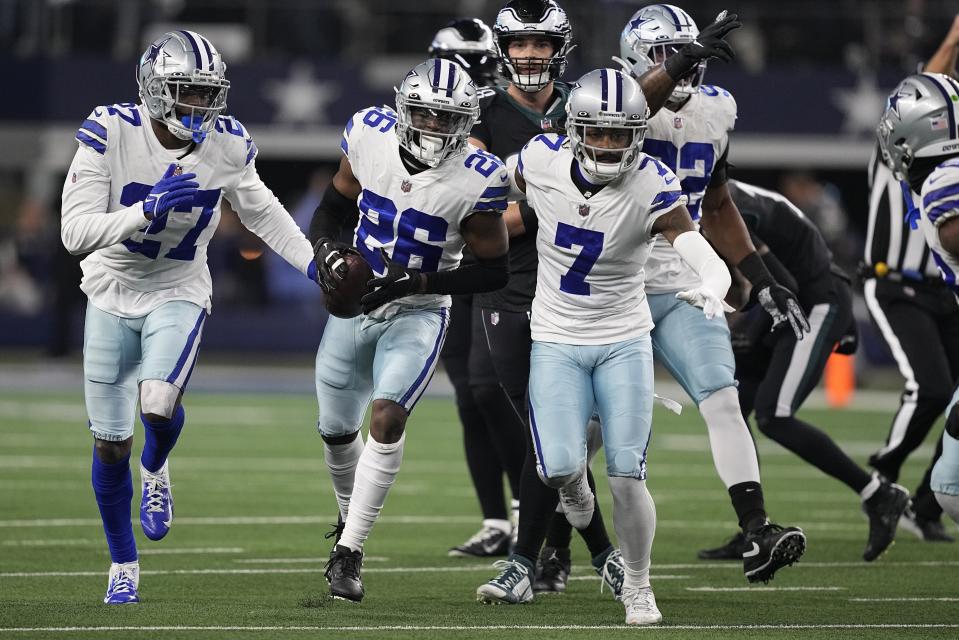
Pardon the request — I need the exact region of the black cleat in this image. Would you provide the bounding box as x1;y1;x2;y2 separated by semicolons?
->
743;524;806;583
698;531;747;560
449;524;511;557
325;544;364;602
899;506;955;543
863;481;910;561
533;546;571;594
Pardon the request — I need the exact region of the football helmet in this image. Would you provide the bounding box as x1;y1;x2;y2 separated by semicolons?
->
566;68;648;182
493;0;573;92
877;73;959;180
620;4;703;102
137;30;230;143
429;18;499;88
395;59;481;168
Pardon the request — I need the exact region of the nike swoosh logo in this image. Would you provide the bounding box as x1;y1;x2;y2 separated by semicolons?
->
395;273;410;283
664;177;676;185
928;175;944;185
163;519;172;528
500;174;509;182
742;542;760;558
93;109;102;116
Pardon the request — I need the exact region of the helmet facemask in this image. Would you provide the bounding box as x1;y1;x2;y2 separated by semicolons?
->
396;97;477;168
149;75;230;143
568;118;647;183
498;33;568;92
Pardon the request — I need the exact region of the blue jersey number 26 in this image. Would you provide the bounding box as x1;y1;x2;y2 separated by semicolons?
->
555;222;604;296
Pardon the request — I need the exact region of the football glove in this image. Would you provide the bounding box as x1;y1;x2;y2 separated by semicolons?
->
663;10;741;81
361;248;422;313
143;163;198;221
313;237;351;293
756;284;810;341
676;288;736;320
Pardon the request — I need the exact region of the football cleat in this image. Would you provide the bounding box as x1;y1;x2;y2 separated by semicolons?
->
103;562;140;605
533;546;570;593
325;544;364;602
622;585;662;625
698;531;748;560
599;548;626;601
449;523;511;557
898;506;955;543
743;523;806;583
557;473;594;530
476;559;533;604
140;461;173;541
863;481;910;561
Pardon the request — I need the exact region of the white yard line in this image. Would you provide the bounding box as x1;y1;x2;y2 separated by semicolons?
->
849;597;959;602
686;586;845;592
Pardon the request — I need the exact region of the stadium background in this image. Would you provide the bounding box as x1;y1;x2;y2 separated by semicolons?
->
1;2;958;637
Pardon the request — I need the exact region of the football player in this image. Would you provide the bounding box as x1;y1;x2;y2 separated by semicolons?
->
709;179;910;561
488;68;734;624
877;72;959;527
428;18;525;558
473;0;743;601
60;31;319;604
308;59;510;602
618;4;813;574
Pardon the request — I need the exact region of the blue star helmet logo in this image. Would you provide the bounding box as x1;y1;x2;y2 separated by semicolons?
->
629;16;656;32
145;36;172;65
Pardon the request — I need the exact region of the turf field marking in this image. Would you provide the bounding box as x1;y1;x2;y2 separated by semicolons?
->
658;560;959;569
1;624;957;632
567;575;690;581
0;567;696;578
138;547;243;555
234;556;389;564
849;597;959;602
687;586;845;592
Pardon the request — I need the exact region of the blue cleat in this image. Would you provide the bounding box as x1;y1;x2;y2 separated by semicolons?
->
103;562;140;604
140;461;173;541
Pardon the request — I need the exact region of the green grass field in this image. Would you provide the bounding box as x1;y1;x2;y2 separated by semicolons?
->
1;390;957;639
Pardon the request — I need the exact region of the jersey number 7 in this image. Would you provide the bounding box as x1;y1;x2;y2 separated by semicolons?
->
555;222;604;296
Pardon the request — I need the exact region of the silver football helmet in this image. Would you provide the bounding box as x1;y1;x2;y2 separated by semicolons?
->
493;0;573;92
877;73;959;180
395;59;481;168
429;18;499;88
620;4;703;102
566;68;649;182
137;30;230;143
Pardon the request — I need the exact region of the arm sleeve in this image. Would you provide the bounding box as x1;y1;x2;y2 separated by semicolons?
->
60;145;148;255
308;182;360;244
423;252;508;294
226;161;314;276
672;230;731;300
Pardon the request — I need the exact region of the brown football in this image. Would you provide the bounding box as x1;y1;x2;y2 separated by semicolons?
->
323;250;373;319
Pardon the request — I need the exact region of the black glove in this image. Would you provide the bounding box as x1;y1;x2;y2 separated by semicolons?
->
663;10;741;81
756;284;810;341
361;248;423;313
313;237;350;293
834;316;859;355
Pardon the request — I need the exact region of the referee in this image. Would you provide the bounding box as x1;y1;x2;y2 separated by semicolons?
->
862;148;958;542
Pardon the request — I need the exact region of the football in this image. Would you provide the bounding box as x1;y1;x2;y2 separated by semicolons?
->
323;250;372;319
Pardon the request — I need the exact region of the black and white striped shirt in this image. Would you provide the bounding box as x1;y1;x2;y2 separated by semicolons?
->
865;146;940;279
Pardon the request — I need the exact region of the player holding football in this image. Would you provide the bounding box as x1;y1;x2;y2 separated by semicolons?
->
877;72;959;527
309;58;511;602
61;31;319;604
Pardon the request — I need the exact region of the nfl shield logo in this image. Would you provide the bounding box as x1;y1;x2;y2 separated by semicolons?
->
673;117;683;129
578;203;590;217
401;180;412;193
490;312;500;326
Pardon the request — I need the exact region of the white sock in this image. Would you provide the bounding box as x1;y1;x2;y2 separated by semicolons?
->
860;473;881;502
339;433;405;552
483;518;511;534
699;387;761;487
324;435;365;519
609;476;656;590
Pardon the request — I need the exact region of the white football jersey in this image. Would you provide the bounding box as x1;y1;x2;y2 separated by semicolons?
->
341;106;509;319
919;158;959;301
642;85;737;293
519;133;687;345
61;102;314;317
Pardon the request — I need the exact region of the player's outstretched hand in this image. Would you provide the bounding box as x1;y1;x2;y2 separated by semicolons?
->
756;284;810;340
676;288;735;320
143;163;198;220
361;248;422;313
313;237;351;293
664;10;741;80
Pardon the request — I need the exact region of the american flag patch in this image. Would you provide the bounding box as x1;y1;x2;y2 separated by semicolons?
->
931;117;948;131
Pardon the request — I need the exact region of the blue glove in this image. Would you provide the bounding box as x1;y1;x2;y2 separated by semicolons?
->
143;163;199;220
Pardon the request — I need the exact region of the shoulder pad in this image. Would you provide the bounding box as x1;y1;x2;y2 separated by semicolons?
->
697;85;737;131
213;115;257;166
76;103;144;154
922;161;959;227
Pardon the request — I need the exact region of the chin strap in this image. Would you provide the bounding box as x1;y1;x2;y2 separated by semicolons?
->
900;180;920;230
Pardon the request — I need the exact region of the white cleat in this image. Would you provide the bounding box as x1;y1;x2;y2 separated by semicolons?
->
558;473;594;530
103;561;140;605
622;585;662;625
